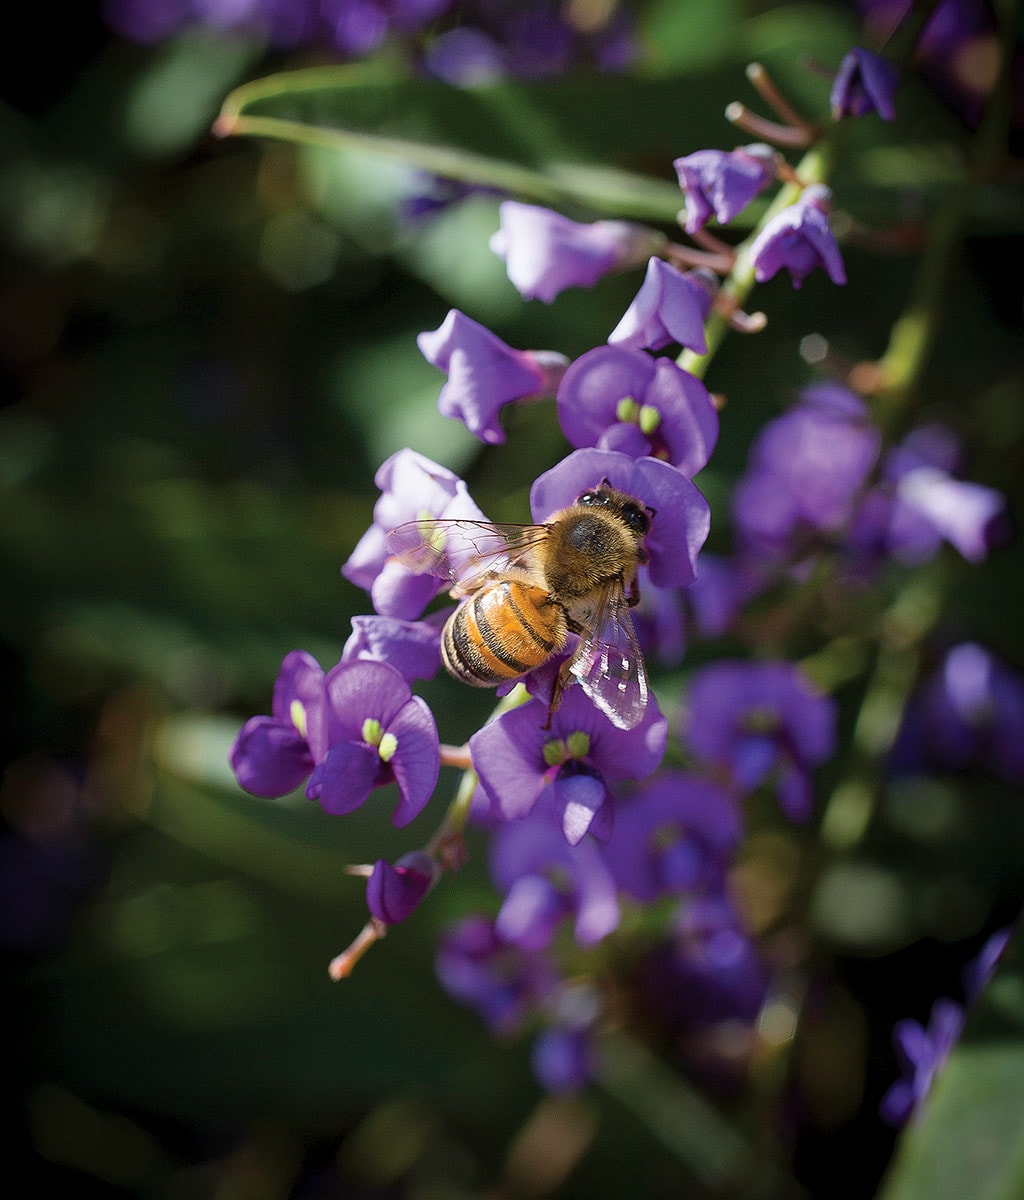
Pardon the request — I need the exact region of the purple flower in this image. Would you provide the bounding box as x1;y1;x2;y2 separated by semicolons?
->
489;792;621;948
963;926;1012;1001
880;999;965;1125
366;851;438;924
341;613;442;683
556;345;718;476
608;259;713;354
306;660;440;825
417;309;569;444
605;772;743;903
891;643;1024;785
231;651;440;825
490;202;666;303
342;448;488;619
682;660;837;822
749;185;847;289
531;985;601;1092
732;383;881;560
673;144;778;234
471;688;668;841
230;650;327;797
435;914;557;1035
831;47;900;120
531;449;712;589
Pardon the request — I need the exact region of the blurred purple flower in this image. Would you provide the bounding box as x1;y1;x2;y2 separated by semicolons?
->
531;985;601;1092
749;185;847;289
490;202;666;303
607;259;713;354
605;772;743;903
831;47;900;120
891;643;1024;785
682;660;837;821
556;345;718;476
342;448;489;619
489;791;622;948
963;926;1012;1001
674;143;778;234
435;914;557;1035
732;383;882;561
366;851;438;924
470;688;668;841
880;998;965;1125
418;309;568;444
531;449;712;589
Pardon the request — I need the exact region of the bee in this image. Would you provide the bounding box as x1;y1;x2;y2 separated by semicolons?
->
385;482;654;730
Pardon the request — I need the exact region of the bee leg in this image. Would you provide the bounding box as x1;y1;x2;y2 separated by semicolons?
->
545;660;574;728
624;573;641;607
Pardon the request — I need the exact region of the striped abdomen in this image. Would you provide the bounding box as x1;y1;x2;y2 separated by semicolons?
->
442;579;567;687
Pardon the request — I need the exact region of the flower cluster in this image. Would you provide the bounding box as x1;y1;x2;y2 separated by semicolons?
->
226;22;1019;1111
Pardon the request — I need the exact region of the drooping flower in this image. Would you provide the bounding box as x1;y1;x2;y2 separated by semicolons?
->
890;643;1024;785
604;772;743;903
831;46;900;120
531;448;712;589
366;851;439;924
342;448;489;619
732;383;881;561
673;144;778;234
682;660;837;822
880;999;965;1125
417;309;569;444
749;184;847;289
305;660;440;826
607;259;713;354
470;688;668;842
490;202;666;302
556;344;718;475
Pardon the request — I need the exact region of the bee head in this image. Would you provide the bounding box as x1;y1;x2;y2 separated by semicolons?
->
577;480;655;538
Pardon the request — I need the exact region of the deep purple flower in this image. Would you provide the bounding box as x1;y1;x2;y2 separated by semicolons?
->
342;448;488;619
417;309;568;444
605;772;743;903
608;259;713;354
366;851;438;924
341;613;442;683
749;185;847;289
831;47;900;120
682;660;837;821
673;144;777;234
556;345;718;475
732;383;881;560
490;202;666;303
471;688;667;842
880;999;965;1125
306;660;440;825
531;449;712;589
435;914;557;1035
489;791;621;948
890;643;1024;785
230;650;327;797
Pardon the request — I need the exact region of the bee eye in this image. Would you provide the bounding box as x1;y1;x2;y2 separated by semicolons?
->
577;489;609;508
620;502;651;535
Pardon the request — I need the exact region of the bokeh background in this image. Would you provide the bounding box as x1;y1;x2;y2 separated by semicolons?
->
2;2;1022;1198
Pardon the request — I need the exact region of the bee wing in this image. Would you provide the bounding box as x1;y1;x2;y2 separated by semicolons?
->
386;518;549;594
569;584;649;730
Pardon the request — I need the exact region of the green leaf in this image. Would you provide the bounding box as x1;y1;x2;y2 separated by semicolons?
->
876;928;1024;1200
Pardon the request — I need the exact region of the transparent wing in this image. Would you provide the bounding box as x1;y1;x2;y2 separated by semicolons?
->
569;584;649;730
385;518;549;594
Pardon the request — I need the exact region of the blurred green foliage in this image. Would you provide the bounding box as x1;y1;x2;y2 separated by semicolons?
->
2;2;1023;1198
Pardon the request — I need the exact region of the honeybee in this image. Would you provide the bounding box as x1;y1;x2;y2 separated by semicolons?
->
385;482;654;730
